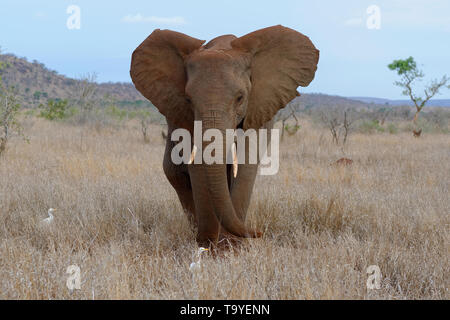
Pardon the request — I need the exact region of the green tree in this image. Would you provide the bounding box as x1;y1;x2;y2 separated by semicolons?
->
388;57;449;124
0;74;26;156
0;46;28;155
33;91;41;101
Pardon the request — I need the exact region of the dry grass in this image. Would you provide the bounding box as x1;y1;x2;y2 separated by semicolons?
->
0;118;448;299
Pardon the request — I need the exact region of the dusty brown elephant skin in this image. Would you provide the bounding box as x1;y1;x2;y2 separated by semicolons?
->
130;25;319;247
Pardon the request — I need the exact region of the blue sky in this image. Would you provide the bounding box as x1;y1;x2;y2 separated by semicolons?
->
1;0;449;99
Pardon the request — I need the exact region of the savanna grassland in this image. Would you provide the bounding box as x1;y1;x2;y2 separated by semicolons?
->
0;118;448;299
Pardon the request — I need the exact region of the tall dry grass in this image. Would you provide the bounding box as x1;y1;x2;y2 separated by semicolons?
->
0;118;448;299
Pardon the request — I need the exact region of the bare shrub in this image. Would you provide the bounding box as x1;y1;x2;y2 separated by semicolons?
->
320;109;355;145
274;104;301;141
73;72;98;125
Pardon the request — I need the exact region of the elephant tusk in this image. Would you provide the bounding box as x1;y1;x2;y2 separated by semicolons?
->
232;142;238;178
188;145;197;164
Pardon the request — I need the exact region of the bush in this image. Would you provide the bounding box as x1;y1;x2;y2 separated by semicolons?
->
39;99;69;120
106;105;128;121
358;120;385;134
387;123;398;134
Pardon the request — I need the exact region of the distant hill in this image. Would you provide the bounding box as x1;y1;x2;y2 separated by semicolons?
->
294;93;373;110
350;96;450;107
0;53;144;106
2;52;410;111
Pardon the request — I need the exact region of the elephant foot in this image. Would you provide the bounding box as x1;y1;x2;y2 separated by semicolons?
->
196;230;261;253
215;232;243;250
246;228;263;238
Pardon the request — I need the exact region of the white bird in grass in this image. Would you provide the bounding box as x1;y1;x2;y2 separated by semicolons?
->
189;247;209;273
42;208;55;224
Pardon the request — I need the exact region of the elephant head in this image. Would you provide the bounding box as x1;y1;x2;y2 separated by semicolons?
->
130;25;319;240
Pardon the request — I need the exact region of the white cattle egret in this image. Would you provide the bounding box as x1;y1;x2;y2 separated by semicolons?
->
42;208;55;224
189;247;209;272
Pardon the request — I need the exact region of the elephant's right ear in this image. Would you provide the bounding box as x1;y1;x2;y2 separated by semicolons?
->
130;29;205;130
231;25;319;130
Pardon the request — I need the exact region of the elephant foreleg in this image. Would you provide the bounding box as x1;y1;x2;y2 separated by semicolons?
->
163;139;196;227
230;120;273;222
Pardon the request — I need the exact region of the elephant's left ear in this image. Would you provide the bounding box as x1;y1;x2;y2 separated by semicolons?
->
130;29;205;131
231;25;319;129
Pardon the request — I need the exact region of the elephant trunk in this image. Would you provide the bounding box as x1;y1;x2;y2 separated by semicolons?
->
199;117;260;238
203;162;260;237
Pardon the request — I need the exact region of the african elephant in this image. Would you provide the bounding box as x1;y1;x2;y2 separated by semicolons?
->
130;25;319;247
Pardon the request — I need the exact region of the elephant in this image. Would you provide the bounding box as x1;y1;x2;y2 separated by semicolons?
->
130;25;319;247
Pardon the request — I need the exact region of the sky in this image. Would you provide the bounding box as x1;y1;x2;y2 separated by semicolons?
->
1;0;449;99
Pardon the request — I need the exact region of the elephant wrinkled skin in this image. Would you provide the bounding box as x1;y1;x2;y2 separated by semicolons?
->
130;25;319;247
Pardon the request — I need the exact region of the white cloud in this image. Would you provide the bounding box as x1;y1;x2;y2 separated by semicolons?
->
121;14;186;25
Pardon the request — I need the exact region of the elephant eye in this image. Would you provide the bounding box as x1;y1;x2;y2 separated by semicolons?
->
185;97;192;104
236;95;244;103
